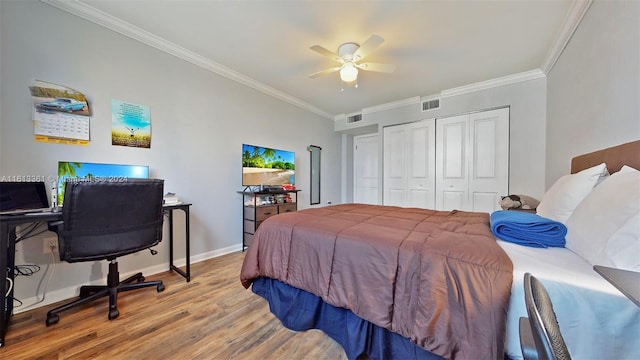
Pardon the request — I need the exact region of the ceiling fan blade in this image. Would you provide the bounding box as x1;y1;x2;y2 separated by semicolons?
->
356;62;396;73
353;34;384;61
308;67;342;79
310;45;343;63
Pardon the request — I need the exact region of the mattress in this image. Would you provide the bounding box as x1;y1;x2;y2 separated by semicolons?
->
241;204;513;359
498;240;640;360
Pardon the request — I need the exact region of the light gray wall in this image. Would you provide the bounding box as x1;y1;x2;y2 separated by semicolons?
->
546;0;640;186
440;79;547;198
1;1;341;309
338;77;548;203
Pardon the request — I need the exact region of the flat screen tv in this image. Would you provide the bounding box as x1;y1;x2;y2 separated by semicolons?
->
57;161;149;206
242;144;295;187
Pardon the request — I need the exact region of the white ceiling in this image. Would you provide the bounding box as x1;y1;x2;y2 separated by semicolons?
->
45;0;576;119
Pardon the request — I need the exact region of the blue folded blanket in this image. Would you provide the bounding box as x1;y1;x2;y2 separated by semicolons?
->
490;210;567;248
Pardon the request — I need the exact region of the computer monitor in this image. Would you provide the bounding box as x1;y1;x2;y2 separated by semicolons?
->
0;182;49;212
57;161;150;206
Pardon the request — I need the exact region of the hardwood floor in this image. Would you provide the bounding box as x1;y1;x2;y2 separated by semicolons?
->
1;251;347;359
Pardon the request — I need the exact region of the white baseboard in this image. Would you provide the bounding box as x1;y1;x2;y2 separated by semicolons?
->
13;243;244;314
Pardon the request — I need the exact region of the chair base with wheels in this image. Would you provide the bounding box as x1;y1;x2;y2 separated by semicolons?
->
46;260;165;326
46;178;166;326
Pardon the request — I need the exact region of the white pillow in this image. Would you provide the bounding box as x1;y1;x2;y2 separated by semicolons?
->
537;163;608;223
565;166;640;271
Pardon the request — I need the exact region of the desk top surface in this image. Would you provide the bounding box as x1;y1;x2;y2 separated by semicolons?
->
1;203;192;223
593;265;640;307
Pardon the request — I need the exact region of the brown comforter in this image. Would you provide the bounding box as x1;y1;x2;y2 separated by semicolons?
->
240;204;513;359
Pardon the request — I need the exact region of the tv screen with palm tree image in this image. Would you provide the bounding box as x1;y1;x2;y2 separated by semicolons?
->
56;161;149;206
242;144;295;187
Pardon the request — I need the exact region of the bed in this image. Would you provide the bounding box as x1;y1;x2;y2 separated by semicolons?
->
240;140;640;360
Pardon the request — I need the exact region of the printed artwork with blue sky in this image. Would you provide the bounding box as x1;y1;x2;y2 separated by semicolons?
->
111;99;151;134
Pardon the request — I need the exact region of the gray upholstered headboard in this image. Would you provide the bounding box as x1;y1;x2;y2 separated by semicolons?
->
571;140;640;174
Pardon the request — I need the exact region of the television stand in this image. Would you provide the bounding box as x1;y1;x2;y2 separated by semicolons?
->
238;189;300;250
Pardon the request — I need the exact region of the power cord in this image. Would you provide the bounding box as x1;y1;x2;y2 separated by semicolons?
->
5;277;12;297
15;264;41;276
15;222;48;243
15;222;39;242
14;245;56;309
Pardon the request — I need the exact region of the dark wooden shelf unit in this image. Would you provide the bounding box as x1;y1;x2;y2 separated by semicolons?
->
239;190;300;249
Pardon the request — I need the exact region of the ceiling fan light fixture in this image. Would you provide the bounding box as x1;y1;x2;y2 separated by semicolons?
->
309;35;393;87
340;62;358;83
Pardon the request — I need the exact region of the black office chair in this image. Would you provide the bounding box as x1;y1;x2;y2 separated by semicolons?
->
46;178;165;326
519;273;572;360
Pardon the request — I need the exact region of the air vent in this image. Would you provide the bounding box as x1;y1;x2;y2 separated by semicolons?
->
422;98;440;111
347;113;363;123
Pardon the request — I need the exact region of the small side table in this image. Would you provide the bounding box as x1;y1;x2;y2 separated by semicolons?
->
164;203;192;282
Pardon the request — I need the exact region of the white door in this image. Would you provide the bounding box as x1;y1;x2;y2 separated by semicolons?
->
383;119;436;208
469;108;509;212
436;114;469;211
383;125;406;206
406;120;436;208
436;108;509;212
354;134;379;204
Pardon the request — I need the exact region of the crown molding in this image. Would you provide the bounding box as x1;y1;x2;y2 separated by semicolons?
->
540;0;593;74
41;0;334;120
441;69;545;98
334;96;421;121
420;94;441;101
336;68;545;118
41;0;590;121
334;114;347;122
361;96;421;115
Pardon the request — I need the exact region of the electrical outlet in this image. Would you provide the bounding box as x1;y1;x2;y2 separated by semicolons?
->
43;236;58;253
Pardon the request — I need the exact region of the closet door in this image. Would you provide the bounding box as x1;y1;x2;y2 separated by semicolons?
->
436;108;509;212
436;114;469;211
406;120;436;208
383;119;435;208
469;108;509;212
383;125;406;206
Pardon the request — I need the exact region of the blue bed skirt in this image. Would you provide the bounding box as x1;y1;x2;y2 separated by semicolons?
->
251;277;442;360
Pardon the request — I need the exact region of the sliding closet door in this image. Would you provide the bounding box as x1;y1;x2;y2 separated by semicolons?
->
436;108;509;212
383;119;436;208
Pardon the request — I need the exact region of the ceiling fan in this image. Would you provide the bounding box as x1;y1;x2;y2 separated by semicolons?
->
309;34;396;87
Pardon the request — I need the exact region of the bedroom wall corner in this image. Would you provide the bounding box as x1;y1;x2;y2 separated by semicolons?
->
341;133;354;204
545;0;640;187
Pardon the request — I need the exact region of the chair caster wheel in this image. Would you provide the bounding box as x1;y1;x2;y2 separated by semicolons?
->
109;309;120;320
46;314;59;326
157;284;165;292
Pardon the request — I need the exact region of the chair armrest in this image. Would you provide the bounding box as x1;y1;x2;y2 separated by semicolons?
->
519;316;539;360
48;220;64;233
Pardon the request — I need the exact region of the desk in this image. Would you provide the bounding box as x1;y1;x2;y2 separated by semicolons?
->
593;265;640;307
0;203;191;347
163;203;191;282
